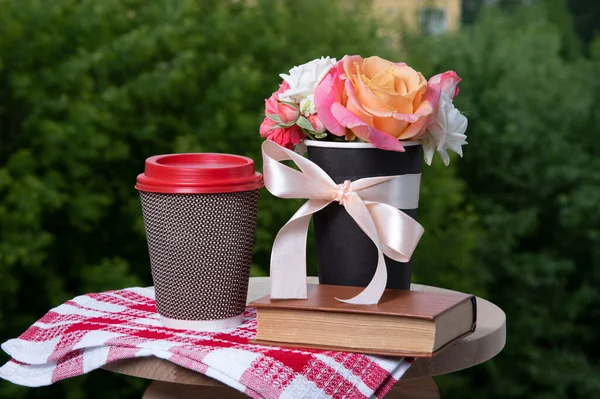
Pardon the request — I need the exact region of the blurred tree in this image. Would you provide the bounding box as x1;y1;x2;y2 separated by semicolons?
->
543;0;584;58
462;0;525;24
461;0;485;24
404;5;600;399
465;0;598;57
567;0;600;50
0;0;478;398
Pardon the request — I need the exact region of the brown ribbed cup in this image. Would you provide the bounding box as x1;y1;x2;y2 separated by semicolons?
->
139;190;260;321
136;152;263;329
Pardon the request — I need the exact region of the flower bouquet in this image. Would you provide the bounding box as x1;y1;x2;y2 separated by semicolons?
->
260;55;467;165
260;55;468;304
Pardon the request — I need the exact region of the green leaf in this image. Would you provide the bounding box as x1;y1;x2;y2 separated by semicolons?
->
296;116;315;131
267;114;297;128
266;113;282;123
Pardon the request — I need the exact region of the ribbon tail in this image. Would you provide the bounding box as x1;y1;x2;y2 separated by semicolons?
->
366;202;424;263
335;194;388;305
270;199;331;299
336;251;388;305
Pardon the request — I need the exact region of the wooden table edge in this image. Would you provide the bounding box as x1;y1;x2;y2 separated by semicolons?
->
140;377;441;398
102;277;506;384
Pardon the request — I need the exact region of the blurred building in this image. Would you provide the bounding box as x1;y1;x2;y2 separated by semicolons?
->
373;0;462;34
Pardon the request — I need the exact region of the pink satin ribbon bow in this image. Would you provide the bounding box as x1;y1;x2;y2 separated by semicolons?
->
262;141;425;305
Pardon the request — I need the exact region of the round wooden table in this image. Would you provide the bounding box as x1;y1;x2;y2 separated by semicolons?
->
103;277;506;398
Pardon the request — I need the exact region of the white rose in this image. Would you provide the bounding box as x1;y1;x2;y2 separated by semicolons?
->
422;92;468;166
278;56;337;106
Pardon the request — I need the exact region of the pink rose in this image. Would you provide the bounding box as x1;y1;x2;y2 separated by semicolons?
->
259;120;304;149
314;62;347;137
416;70;462;139
426;70;461;102
260;82;305;149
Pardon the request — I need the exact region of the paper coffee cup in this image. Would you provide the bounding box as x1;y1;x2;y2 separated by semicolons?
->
136;153;263;331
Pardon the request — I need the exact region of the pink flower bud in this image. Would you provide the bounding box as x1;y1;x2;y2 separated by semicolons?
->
277;102;300;124
259;116;305;149
308;114;326;133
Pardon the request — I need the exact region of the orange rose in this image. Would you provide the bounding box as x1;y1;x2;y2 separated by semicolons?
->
344;56;431;140
315;55;442;151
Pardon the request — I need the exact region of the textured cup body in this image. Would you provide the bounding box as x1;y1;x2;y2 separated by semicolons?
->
139;190;259;322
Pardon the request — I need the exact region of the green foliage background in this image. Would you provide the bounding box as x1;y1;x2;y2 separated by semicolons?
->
404;4;600;397
0;0;598;398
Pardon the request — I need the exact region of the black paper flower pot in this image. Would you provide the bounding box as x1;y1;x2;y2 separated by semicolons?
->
306;140;423;290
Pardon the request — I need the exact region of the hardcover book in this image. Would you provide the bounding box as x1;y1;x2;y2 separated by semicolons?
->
249;284;477;358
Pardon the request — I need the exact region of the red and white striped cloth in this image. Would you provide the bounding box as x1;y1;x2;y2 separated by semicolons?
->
0;287;412;399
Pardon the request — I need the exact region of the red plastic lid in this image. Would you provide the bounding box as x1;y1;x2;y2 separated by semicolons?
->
135;153;263;194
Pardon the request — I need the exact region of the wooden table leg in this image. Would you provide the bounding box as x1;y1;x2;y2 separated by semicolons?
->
142;377;440;399
389;377;440;399
142;381;248;399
